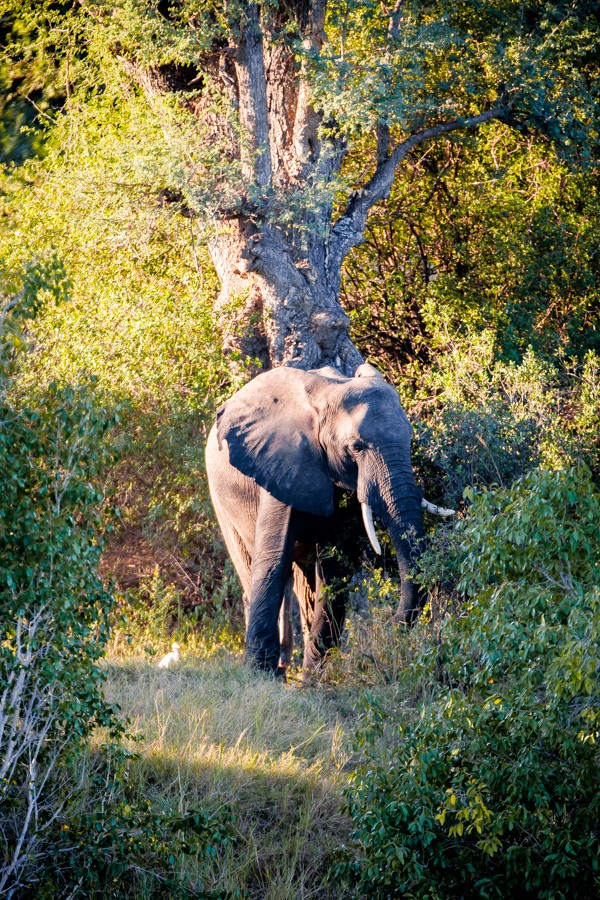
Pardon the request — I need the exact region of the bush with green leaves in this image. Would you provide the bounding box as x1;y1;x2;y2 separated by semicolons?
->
0;106;237;611
0;274;120;890
0;279;232;897
337;466;600;899
345;127;600;375
412;337;600;507
39;793;233;899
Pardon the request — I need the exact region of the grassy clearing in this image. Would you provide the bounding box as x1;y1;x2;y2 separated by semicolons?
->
99;599;425;898
102;648;361;898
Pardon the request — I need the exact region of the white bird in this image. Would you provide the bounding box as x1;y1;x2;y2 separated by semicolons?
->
157;642;181;669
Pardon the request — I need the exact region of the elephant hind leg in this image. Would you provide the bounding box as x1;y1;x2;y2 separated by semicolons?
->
217;523;253;625
301;549;347;674
292;562;315;645
276;563;318;674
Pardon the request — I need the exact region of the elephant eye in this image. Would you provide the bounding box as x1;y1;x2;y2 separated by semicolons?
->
352;439;368;452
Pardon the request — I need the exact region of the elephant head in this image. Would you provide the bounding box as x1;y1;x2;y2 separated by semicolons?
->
215;363;446;626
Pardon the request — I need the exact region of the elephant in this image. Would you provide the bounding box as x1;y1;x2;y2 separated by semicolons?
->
205;363;454;676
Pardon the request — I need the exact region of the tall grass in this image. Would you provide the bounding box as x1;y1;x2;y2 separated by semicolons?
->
102;650;358;898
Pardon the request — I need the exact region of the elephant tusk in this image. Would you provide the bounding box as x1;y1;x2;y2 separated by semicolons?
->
361;502;382;554
421;498;456;517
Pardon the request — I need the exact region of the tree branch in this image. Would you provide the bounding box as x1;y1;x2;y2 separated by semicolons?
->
328;99;511;272
234;4;272;187
376;1;405;164
290;0;330;179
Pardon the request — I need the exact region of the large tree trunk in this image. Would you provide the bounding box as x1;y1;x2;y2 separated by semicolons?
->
125;2;509;375
210;215;362;373
208;2;362;374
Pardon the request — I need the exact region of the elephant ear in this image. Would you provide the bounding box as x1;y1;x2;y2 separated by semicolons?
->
216;368;334;516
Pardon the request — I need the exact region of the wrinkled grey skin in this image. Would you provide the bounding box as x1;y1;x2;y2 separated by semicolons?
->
205;364;425;674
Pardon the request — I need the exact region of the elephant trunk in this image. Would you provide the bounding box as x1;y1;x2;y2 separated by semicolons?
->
360;451;426;624
385;511;425;624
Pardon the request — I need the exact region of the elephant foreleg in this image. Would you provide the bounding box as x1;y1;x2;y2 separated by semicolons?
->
245;493;297;673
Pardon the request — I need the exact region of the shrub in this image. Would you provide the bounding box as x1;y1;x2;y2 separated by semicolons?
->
0;127;236;612
0;274;121;889
337;466;600;899
413;338;600;507
344;129;600;374
0;277;231;897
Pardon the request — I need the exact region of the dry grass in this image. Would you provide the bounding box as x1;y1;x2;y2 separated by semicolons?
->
102;653;357;898
99;596;425;897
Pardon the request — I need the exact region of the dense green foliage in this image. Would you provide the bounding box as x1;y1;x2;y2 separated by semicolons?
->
344;133;600;372
319;0;599;146
411;338;600;507
0;273;118;888
2;0;599;223
0;279;231;896
337;466;600;898
1;0;599;896
0;102;235;601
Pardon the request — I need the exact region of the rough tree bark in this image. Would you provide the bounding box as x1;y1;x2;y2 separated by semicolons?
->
140;2;512;374
208;1;362;372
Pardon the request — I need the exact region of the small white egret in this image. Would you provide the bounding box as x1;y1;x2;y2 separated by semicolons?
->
157;642;181;669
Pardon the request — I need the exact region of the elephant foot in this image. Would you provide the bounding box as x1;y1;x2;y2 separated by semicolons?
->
246;653;289;681
246;644;280;673
299;657;328;686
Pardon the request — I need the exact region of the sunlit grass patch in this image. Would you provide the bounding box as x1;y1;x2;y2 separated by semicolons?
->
99;582;429;897
103;654;352;898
